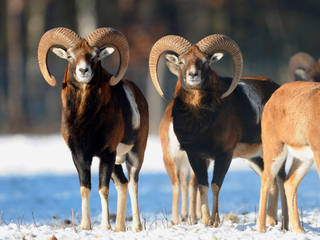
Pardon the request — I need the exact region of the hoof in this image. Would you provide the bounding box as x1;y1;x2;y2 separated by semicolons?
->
212;219;220;228
79;224;92;230
188;216;197;225
180;215;188;222
212;215;220;228
290;225;305;234
100;223;112;230
266;216;277;227
133;223;142;232
256;222;266;233
201;217;212;226
169;219;178;227
114;226;126;232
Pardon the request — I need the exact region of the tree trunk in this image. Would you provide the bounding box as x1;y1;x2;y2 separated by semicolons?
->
75;0;97;37
6;0;26;132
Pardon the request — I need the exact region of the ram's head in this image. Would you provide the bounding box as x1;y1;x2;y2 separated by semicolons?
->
38;27;129;86
289;52;320;82
149;34;243;98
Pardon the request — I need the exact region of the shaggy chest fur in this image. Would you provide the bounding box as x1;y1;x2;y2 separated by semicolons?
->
172;79;268;158
172;93;225;157
62;81;137;156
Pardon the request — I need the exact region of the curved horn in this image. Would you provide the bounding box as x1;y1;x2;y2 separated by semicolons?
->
288;52;315;81
86;28;129;86
149;35;192;96
197;34;243;99
38;27;81;86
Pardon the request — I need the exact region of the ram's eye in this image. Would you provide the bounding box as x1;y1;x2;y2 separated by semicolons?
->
179;59;185;65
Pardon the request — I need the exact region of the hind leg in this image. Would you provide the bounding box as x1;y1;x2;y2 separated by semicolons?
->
196;188;201;220
187;152;211;226
162;150;180;225
126;150;143;232
284;157;313;233
257;144;286;232
188;172;198;224
248;157;278;226
211;152;233;227
180;169;189;222
266;178;279;227
313;151;320;177
112;164;128;232
248;157;287;228
277;164;288;230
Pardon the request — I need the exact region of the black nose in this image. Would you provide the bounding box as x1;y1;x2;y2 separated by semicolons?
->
79;68;88;74
189;71;198;77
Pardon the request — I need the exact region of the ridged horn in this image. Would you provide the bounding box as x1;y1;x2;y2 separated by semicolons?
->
197;34;243;99
86;28;129;86
288;52;315;81
149;35;192;96
38;27;81;86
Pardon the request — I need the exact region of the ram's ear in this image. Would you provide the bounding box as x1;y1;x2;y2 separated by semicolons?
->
98;47;115;61
51;47;68;60
165;54;179;64
165;54;180;76
294;68;308;81
209;52;224;64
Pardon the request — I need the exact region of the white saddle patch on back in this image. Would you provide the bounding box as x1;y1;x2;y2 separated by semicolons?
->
115;143;133;164
123;83;140;129
238;82;263;124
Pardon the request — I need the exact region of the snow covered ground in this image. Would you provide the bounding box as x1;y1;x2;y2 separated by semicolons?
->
0;134;319;239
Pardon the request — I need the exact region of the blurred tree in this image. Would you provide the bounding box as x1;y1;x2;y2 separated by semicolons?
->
75;0;97;36
0;0;7;127
25;0;50;131
6;0;26;132
0;0;320;133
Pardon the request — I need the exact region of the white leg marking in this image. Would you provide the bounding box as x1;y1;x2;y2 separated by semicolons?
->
99;187;111;230
233;143;263;175
127;151;140;168
114;182;127;232
116;143;133;164
123;83;140;129
271;145;288;178
287;146;314;179
80;186;91;230
233;143;263;159
287;146;314;161
246;161;263;176
128;171;142;232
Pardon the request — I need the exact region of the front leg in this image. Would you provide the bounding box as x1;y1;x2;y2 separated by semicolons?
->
187;152;211;226
211;152;232;227
98;150;116;230
72;152;93;230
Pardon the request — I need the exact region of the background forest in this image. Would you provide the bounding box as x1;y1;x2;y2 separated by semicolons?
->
1;0;320;133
